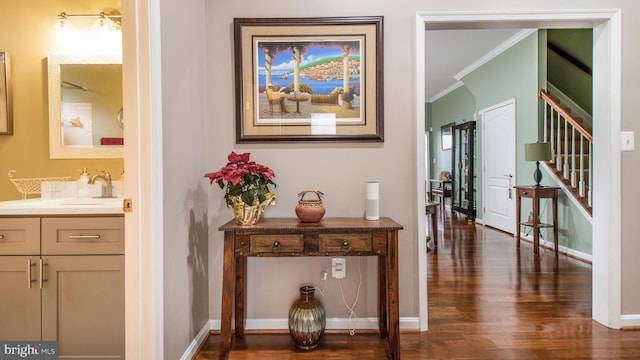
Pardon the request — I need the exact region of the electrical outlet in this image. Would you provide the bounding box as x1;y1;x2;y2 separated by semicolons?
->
332;258;346;279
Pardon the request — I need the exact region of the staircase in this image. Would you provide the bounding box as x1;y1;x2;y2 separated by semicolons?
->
539;89;592;216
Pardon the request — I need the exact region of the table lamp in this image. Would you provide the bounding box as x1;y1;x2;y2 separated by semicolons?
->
524;142;552;187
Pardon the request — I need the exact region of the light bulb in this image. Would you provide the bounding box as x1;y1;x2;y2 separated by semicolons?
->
54;17;76;52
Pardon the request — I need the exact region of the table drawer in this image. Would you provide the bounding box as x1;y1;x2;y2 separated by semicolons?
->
0;218;40;255
42;216;124;255
319;233;372;252
249;234;303;254
517;188;532;197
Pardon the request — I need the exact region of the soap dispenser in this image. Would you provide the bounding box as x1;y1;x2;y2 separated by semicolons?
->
77;168;90;198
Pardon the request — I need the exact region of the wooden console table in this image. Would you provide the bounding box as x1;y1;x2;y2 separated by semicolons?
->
514;186;559;255
218;217;404;360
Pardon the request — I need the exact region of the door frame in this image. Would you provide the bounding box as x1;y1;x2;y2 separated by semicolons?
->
481;98;516;234
123;0;165;358
415;9;622;331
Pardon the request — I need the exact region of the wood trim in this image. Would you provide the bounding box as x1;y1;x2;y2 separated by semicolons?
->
548;41;592;76
539;89;592;142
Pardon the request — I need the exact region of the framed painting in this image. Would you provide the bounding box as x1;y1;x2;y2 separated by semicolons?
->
0;52;12;135
233;16;384;143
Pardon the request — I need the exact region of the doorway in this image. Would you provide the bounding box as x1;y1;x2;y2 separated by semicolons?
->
416;10;622;331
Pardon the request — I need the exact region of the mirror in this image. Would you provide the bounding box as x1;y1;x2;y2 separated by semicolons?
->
48;53;123;159
441;122;454;150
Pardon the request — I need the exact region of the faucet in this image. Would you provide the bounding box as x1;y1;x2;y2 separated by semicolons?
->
88;171;114;198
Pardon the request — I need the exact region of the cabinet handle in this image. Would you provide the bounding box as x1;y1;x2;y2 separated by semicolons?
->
39;259;48;289
69;234;101;240
27;259;37;289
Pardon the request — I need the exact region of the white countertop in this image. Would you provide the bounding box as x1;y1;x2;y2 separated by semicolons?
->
0;197;125;215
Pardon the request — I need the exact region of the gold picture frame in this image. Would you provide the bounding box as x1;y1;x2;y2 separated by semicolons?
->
0;52;12;135
233;16;384;143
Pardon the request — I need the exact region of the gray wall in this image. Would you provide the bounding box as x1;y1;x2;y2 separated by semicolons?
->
160;0;210;358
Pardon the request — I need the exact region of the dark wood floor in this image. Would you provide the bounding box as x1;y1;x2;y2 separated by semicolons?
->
194;210;640;359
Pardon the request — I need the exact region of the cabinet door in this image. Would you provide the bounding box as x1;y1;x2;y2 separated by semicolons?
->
41;255;124;359
0;256;41;340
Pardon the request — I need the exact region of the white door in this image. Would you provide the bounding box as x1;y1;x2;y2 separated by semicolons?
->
482;99;516;234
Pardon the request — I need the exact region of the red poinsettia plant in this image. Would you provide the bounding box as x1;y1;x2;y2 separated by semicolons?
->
204;151;276;207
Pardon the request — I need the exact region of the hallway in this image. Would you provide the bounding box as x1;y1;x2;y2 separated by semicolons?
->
195;211;640;359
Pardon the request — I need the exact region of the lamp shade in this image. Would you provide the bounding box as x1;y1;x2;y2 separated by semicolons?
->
524;142;552;161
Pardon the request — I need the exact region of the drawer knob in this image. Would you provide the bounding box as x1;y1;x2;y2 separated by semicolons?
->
342;240;350;250
273;241;281;254
0;234;4;240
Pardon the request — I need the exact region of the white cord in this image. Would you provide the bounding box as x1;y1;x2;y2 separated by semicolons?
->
338;257;362;336
314;273;328;297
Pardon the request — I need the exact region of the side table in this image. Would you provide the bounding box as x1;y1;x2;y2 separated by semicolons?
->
285;94;309;114
514;186;559;255
218;217;404;360
428;179;452;216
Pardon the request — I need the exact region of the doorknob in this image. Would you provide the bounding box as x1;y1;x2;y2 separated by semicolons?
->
503;173;513;178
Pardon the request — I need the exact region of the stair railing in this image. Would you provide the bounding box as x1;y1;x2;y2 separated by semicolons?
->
539;89;593;207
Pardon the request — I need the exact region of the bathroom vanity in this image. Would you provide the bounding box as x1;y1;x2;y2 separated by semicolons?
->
0;198;124;358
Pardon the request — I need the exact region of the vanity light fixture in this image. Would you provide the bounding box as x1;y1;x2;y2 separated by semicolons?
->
54;11;122;55
56;12;121;30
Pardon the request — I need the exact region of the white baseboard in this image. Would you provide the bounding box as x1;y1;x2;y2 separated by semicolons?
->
179;320;213;360
621;314;640;328
547;82;593;132
518;232;592;262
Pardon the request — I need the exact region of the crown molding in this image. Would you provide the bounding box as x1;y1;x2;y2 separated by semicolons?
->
454;28;537;81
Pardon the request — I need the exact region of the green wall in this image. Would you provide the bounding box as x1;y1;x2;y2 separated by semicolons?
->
428;31;592;255
547;29;593;114
428;86;475;179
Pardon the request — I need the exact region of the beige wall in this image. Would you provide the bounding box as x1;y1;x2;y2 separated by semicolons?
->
206;1;420;325
0;0;123;201
157;0;640;356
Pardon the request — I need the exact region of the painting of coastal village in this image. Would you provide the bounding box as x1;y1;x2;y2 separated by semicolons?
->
255;39;363;125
